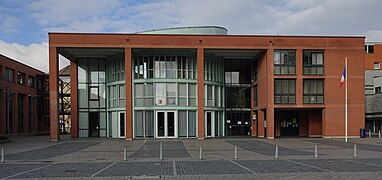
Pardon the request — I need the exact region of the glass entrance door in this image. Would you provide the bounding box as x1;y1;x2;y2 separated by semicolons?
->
205;111;213;137
156;111;176;138
89;112;100;137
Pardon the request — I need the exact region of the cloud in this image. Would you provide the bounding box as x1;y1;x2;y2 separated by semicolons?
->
0;15;21;34
0;40;48;73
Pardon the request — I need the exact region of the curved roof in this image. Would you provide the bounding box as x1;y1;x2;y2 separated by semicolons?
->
138;26;228;35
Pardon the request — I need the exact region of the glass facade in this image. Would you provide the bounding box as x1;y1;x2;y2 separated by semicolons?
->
133;50;201;139
78;58;107;137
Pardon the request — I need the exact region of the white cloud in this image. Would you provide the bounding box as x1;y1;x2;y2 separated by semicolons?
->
0;15;20;34
0;40;48;73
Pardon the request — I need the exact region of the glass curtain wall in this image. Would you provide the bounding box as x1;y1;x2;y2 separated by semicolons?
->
225;60;251;136
78;58;107;137
106;55;125;138
133;50;198;139
204;57;225;137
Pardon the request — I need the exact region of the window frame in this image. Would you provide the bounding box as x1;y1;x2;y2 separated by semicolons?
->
17;72;26;85
5;67;15;82
274;79;296;104
374;62;380;70
303;50;324;75
274;50;296;75
303;79;324;104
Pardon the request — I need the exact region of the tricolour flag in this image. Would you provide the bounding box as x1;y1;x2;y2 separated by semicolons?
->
340;67;346;87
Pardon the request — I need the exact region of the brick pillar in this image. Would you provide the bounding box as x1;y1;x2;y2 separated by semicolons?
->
197;48;205;139
251;111;257;136
49;47;60;141
70;61;78;138
257;109;265;137
296;49;303;105
266;48;275;139
125;47;133;140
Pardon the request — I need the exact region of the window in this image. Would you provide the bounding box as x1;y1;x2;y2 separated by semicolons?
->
374;62;380;70
274;79;296;104
254;85;258;107
28;76;35;88
166;83;176;105
5;68;15;82
303;50;324;75
365;45;374;54
376;87;381;94
303;79;324;104
119;85;125;106
134;55;196;79
274;50;296;75
178;83;187;106
17;72;26;85
89;87;99;100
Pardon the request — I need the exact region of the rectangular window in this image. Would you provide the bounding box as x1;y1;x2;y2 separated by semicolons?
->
376;87;381;94
28;76;35;88
166;83;176;105
17;72;26;85
303;50;324;75
274;50;296;75
135;84;144;106
5;68;15;82
366;45;374;54
119;85;125;106
178;83;187;106
303;79;324;104
374;62;380;70
89;86;99;100
274;79;296;104
188;84;197;106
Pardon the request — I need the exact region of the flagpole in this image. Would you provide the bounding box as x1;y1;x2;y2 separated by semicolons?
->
345;57;348;142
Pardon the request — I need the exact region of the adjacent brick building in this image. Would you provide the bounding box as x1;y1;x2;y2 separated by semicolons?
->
48;26;365;141
0;54;48;136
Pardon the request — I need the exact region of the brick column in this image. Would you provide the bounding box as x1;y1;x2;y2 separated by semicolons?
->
266;48;275;139
296;49;303;105
49;47;60;141
197;48;205;139
125;47;133;140
250;62;257;136
70;61;78;138
257;109;264;137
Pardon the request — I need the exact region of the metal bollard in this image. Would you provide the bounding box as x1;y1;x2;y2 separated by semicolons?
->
314;144;318;158
353;144;357;158
199;146;203;160
369;130;372;138
379;130;381;139
1;148;4;163
275;145;279;159
160;142;163;160
123;146;127;161
234;146;238;159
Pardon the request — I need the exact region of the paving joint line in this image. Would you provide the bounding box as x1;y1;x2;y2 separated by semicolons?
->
1;163;56;180
284;159;333;172
172;160;177;176
228;160;257;174
343;159;382;167
90;161;117;177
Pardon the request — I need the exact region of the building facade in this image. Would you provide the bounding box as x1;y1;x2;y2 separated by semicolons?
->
0;54;48;136
48;27;365;140
365;42;382;134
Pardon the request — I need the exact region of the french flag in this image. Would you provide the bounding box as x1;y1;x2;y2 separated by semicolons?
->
340;67;346;87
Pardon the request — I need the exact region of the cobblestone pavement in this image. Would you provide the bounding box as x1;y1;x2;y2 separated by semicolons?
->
1;135;382;179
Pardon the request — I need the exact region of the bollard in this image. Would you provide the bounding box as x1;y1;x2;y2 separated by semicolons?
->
160;142;163;160
275;145;279;159
353;144;357;158
314;144;318;158
369;130;372;138
379;130;381;139
199;146;203;160
1;148;4;163
123;146;127;161
234;146;238;159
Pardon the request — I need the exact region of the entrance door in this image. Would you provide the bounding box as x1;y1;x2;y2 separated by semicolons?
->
156;111;176;138
119;112;125;138
280;111;299;136
205;111;213;137
89;112;100;137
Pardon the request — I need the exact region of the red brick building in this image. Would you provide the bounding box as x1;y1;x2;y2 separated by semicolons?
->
0;54;47;136
48;27;365;141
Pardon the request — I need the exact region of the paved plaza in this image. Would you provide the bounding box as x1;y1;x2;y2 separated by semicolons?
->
1;135;382;179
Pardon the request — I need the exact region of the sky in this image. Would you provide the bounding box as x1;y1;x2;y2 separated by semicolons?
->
1;0;382;73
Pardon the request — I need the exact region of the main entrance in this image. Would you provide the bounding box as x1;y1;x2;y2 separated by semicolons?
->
89;112;100;137
156;111;176;138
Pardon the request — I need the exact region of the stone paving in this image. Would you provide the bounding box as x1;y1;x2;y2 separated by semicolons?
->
1;135;382;179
